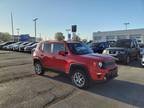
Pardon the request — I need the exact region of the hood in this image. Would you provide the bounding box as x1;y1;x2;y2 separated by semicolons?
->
79;53;114;61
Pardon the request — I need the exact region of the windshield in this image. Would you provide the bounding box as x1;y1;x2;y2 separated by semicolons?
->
116;40;131;48
67;43;93;55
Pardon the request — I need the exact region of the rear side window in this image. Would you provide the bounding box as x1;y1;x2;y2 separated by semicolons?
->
42;43;51;53
53;43;65;53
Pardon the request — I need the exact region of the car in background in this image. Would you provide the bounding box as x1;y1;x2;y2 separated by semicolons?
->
33;41;118;88
91;42;110;53
107;41;116;47
0;42;15;50
19;42;35;52
24;43;38;53
103;39;140;64
13;42;29;51
7;42;23;50
141;55;144;67
139;44;144;67
139;44;144;56
31;48;36;54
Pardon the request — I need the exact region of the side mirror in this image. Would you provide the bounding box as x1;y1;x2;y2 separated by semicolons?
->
58;51;68;56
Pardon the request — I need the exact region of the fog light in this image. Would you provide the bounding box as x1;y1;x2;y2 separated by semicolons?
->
97;73;102;75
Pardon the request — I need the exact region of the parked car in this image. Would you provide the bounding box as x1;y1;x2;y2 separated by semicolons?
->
91;42;110;53
8;42;23;51
0;42;15;50
31;48;36;54
13;42;29;51
33;41;118;88
24;43;37;53
141;55;144;67
107;41;116;47
19;42;35;52
139;44;144;56
103;39;140;64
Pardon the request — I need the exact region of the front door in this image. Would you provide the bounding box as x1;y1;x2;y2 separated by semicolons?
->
51;43;67;72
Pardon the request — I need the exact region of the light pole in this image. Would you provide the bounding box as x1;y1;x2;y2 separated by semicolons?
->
33;18;38;42
124;22;130;39
39;33;42;41
16;28;20;41
124;22;130;30
11;12;14;41
16;28;20;35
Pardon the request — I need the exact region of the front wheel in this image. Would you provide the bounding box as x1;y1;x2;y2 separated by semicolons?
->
34;62;44;75
71;69;89;89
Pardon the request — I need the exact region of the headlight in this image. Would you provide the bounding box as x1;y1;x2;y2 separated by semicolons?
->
98;62;103;68
103;50;109;54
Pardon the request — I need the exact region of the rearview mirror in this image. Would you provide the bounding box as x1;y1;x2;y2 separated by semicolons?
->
58;51;68;56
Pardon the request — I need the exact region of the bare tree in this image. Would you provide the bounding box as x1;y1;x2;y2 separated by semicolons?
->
72;35;81;41
0;32;11;42
55;32;65;41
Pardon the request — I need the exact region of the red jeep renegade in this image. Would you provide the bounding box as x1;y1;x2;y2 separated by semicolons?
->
33;41;118;88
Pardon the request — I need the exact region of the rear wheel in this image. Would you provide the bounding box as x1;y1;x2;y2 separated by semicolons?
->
34;62;44;75
71;69;89;89
124;56;130;65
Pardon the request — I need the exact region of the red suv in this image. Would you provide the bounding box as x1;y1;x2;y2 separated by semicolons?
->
33;41;118;88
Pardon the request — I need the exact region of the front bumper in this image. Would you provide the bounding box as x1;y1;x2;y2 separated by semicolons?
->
141;56;144;66
105;68;118;79
92;66;118;81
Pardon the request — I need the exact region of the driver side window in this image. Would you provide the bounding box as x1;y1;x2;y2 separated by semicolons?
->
52;43;65;53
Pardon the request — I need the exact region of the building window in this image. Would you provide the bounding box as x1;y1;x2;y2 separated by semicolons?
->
117;35;127;39
106;35;115;41
130;34;141;39
94;36;101;40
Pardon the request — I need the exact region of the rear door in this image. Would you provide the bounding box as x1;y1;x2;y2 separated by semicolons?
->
40;42;54;68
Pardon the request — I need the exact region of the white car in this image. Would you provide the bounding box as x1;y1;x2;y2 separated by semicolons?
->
140;48;144;56
141;55;144;67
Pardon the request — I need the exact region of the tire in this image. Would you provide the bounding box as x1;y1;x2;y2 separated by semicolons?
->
124;55;130;65
136;54;140;61
34;62;44;75
71;69;89;89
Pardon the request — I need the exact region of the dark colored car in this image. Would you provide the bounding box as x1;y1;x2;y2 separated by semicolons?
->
8;42;23;50
33;41;118;88
19;42;35;52
91;42;110;53
24;43;38;53
0;42;15;50
13;42;29;51
103;39;140;64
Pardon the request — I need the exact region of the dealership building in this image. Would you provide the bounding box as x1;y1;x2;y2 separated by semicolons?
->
93;28;144;44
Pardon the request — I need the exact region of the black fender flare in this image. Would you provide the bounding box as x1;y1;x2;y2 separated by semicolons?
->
68;63;90;77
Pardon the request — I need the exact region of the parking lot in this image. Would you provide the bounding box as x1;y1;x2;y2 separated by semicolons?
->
0;50;144;108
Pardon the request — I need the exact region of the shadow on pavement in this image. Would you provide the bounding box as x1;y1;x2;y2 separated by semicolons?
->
42;73;144;107
87;80;144;107
117;60;143;68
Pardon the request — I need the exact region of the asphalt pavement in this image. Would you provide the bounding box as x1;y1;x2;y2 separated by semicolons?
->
0;51;144;108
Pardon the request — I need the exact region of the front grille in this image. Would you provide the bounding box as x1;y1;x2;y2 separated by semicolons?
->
103;61;115;69
109;50;116;54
